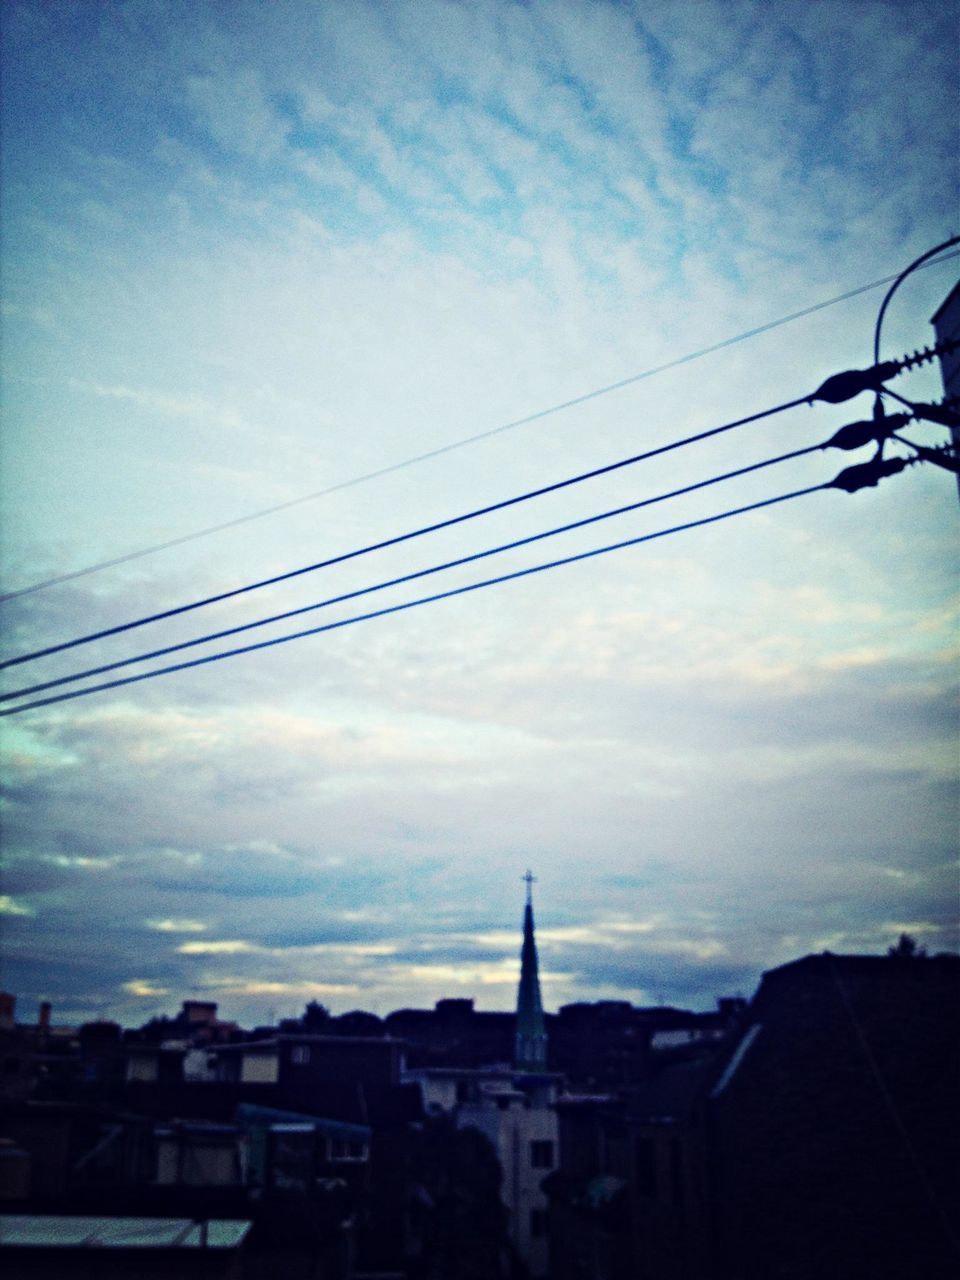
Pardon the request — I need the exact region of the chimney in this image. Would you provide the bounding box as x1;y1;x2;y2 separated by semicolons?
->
0;992;15;1031
38;1001;51;1034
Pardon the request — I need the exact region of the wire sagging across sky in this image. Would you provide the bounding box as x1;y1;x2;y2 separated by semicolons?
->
3;329;943;676
2;250;956;605
0;388;816;671
0;480;832;717
1;441;829;704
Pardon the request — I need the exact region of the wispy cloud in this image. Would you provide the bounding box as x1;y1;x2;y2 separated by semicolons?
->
122;979;171;998
75;381;248;432
177;940;254;955
146;919;208;933
1;0;956;1025
205;978;358;999
0;896;36;918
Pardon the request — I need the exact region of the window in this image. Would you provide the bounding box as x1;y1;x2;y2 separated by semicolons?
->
291;1046;310;1065
530;1208;548;1238
270;1131;313;1190
530;1140;554;1169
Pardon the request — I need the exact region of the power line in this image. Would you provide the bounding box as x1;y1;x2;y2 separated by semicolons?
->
873;235;960;365
0;391;814;671
1;442;825;704
4;334;941;673
0;482;828;717
4;250;957;605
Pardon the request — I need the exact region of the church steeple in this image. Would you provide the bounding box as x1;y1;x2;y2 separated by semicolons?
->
515;871;547;1072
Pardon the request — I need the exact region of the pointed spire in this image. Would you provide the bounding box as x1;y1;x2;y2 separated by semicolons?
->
515;870;547;1072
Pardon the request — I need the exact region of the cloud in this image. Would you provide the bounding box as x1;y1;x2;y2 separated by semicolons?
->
204;979;358;998
122;979;171;998
146;918;208;933
74;380;248;432
184;66;289;162
177;940;256;955
0;895;36;918
0;0;956;1026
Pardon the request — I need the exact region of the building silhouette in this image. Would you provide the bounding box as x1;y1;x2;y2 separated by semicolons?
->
931;279;960;495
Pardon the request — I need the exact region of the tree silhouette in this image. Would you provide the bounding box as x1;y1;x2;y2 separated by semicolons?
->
403;1113;515;1279
887;933;927;959
301;1000;331;1030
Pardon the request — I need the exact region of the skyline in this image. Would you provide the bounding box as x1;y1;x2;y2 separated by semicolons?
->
1;0;958;1026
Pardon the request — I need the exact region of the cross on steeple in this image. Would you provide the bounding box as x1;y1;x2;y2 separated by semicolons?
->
522;869;536;904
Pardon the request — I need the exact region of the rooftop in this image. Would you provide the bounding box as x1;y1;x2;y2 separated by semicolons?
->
0;1215;252;1250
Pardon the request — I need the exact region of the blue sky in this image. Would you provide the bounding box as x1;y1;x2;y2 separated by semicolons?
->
1;0;957;1025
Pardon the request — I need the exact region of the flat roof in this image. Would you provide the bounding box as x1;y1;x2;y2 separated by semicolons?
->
236;1101;370;1139
404;1065;512;1077
0;1215;252;1250
216;1034;401;1051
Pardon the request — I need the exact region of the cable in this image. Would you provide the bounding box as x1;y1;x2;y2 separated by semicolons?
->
1;443;824;703
0;482;827;717
891;434;960;475
873;236;960;365
881;386;922;412
0;391;814;671
4;251;957;605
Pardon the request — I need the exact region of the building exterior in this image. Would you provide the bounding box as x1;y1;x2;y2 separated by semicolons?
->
709;951;960;1280
931;279;960;491
458;1081;557;1277
931;279;960;403
544;950;960;1280
211;1033;404;1094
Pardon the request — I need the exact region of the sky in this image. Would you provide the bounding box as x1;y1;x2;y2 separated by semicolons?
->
1;0;957;1028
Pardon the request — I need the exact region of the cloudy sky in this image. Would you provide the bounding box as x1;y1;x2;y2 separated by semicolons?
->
1;0;957;1028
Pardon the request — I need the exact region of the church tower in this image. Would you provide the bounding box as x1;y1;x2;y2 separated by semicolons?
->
515;871;548;1072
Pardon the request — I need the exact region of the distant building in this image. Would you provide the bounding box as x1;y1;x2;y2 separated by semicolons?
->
180;1000;218;1026
385;998;514;1068
0;994;16;1033
0;1000;82;1104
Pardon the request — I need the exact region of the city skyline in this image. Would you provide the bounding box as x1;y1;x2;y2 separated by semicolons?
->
1;0;958;1026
